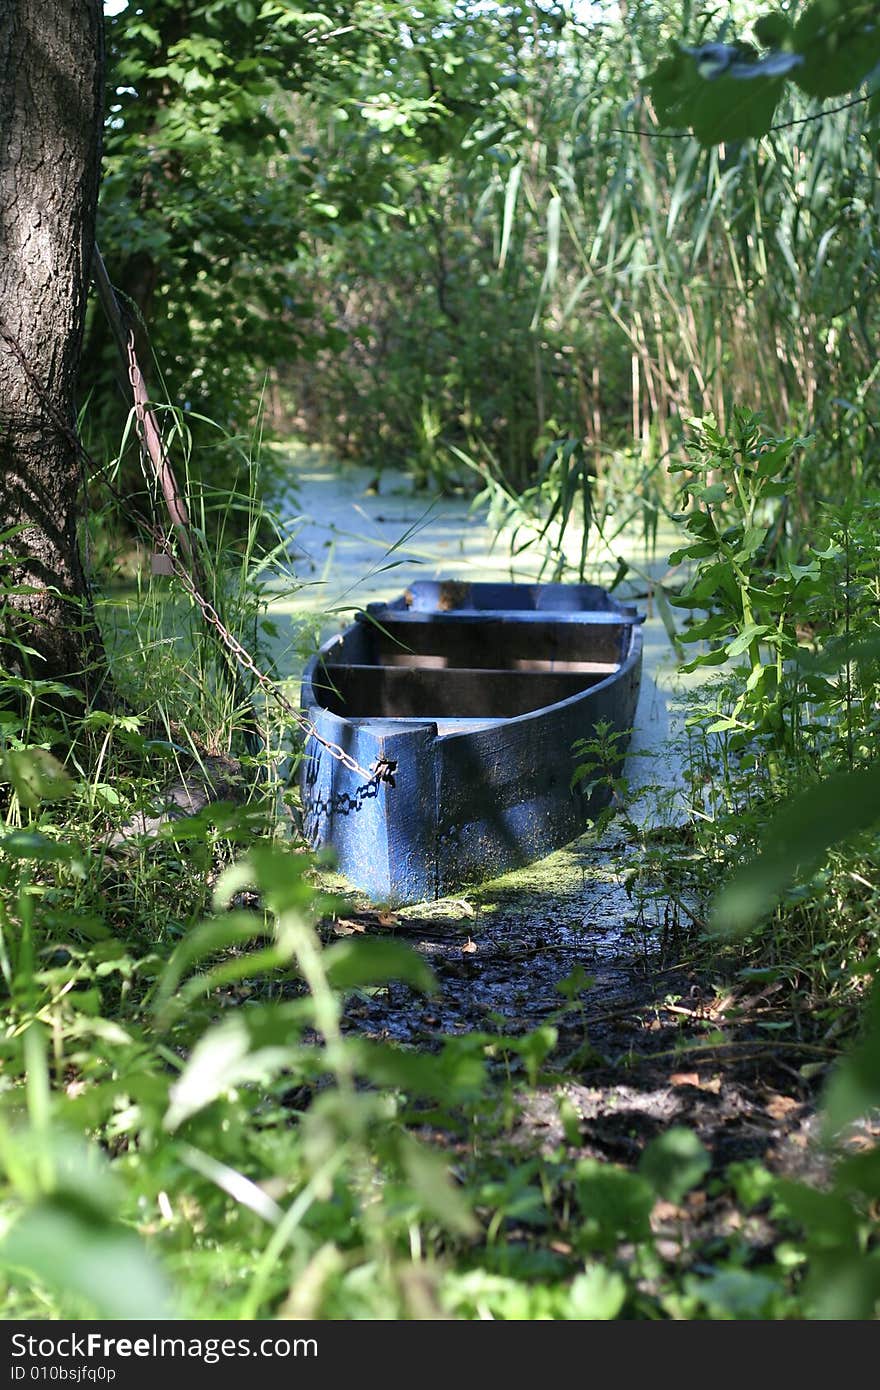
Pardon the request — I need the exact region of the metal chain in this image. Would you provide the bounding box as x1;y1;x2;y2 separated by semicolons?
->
168;556;393;784
0;322;392;787
300;756;396;844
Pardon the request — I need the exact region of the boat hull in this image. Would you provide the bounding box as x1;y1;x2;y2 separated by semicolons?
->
299;581;643;905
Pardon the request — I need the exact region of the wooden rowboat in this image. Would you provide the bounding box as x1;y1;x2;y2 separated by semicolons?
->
299;580;643;905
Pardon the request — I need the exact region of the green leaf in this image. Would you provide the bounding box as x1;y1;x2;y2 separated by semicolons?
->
735;524;768;559
3;1203;170;1317
566;1265;627;1320
793;0;880;99
347;1036;486;1104
1;748;73;808
727;1159;775;1210
507;1024;558;1084
803;1252;880;1320
755;440;796;477
164;1012;303;1130
678;614;733;641
639;1127;711;1203
726;623;769;658
696;481;730;503
648;47;784;145
215;844;318;918
652;584;684;658
127;21;161;46
774;1179;860;1246
687;1268;782;1318
822;982;880;1136
93;784;122;808
713;762;880;933
154;913;270;1020
323;937;436;995
754;14;793;48
498;162;522;270
0;830;83;869
398;1134;477;1235
679;646;730;673
575;1159;654;1251
1;1192;171;1319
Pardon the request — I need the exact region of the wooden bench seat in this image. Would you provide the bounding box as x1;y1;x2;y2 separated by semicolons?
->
313;662;615;720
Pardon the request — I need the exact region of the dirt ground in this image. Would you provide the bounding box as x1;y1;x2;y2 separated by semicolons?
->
322;826;844;1222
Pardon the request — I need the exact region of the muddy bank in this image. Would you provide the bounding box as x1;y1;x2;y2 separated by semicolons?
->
320;827;834;1199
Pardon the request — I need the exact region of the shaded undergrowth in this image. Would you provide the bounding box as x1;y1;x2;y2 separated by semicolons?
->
2;416;880;1320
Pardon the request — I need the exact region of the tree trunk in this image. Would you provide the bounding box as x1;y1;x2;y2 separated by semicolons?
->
0;0;107;702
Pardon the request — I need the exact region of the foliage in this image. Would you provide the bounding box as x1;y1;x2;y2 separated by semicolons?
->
653;411;879;936
1;745;878;1317
280;0;880;594
649;1;880;145
669;409;807;709
94;2;372;408
86;0;528;500
83;3;880;547
285;5;574;492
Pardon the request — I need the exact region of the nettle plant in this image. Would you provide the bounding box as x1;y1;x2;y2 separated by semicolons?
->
669;408;809;746
670;408;806;695
662;411;880;954
670;411;880;773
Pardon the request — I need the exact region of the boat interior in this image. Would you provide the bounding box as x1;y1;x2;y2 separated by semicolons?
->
311;608;637;722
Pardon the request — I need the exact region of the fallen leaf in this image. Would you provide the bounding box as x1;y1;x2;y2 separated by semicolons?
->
669;1071;722;1093
669;1072;701;1088
651;1199;685;1226
333;918;365;936
765;1093;799;1121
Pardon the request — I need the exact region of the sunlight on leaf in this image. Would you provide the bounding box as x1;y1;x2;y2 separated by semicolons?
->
1;749;73;809
1;1202;172;1319
567;1265;627;1320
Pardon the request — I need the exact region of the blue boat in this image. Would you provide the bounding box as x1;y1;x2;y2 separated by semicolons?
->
299;580;644;905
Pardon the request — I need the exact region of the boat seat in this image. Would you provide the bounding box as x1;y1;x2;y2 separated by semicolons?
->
314;662;618;721
362;613;632;670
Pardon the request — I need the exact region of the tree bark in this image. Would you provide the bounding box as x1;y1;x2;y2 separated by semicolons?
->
0;0;107;701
